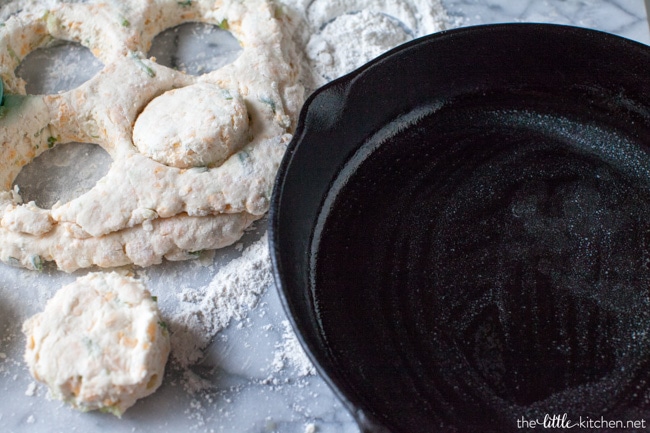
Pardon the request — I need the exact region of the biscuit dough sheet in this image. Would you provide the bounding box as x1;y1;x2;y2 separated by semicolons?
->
0;0;303;272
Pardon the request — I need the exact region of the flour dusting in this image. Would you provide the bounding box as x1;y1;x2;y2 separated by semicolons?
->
306;10;411;84
304;0;448;86
272;320;316;377
171;233;273;368
24;382;37;397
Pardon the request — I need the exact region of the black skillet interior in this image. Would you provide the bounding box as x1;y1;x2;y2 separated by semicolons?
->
269;24;650;433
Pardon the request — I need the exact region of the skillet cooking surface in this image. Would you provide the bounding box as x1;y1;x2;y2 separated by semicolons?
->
271;24;650;432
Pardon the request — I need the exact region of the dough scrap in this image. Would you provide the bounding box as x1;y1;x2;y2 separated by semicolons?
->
0;0;303;271
22;272;170;416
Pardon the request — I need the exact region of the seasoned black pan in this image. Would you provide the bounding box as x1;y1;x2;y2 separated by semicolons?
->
269;24;650;433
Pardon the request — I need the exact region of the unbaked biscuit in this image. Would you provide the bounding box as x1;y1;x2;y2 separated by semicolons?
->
23;272;170;416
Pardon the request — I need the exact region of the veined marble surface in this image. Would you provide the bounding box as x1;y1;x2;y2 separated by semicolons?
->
444;0;650;44
0;1;648;433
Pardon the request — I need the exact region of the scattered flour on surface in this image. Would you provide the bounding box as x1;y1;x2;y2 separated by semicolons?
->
304;0;448;86
0;326;20;380
171;233;273;368
306;9;411;84
272;320;316;377
24;381;37;397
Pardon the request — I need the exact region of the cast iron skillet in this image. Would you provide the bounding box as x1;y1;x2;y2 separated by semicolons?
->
269;24;650;432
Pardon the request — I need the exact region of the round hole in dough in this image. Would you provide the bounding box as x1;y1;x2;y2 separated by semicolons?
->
13;142;113;209
15;40;104;95
148;22;242;76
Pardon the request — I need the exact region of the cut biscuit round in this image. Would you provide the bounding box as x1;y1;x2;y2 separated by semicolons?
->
133;82;249;168
22;272;170;416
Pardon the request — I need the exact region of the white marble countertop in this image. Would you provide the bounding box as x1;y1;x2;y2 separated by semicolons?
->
444;0;650;45
0;1;648;433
